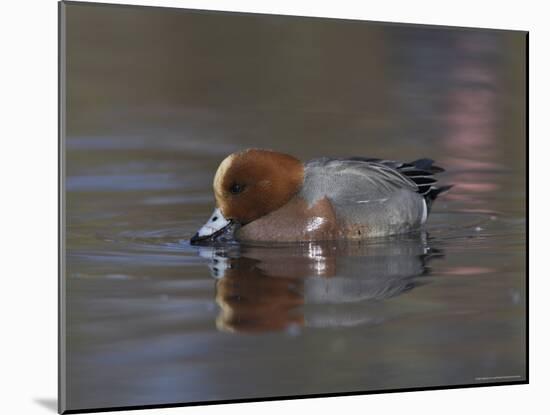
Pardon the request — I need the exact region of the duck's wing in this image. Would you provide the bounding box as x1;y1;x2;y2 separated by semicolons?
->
302;157;450;210
302;157;418;205
298;157;451;236
344;157;445;196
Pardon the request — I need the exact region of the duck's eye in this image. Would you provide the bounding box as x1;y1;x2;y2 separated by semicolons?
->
229;183;244;194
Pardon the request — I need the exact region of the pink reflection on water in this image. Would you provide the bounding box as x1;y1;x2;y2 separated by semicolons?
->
440;267;495;276
441;36;503;206
455;182;499;193
445;70;496;161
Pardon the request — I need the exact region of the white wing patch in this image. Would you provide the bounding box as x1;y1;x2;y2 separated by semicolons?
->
356;198;388;204
421;199;428;224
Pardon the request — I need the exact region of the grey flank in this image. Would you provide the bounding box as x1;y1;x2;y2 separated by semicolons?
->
301;158;427;236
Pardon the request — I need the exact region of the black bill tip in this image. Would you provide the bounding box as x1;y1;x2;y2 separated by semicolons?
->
189;221;238;246
190;232;202;245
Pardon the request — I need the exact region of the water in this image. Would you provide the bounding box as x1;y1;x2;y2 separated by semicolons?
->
63;4;526;411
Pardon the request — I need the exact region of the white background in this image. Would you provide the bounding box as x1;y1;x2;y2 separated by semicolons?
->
0;0;543;414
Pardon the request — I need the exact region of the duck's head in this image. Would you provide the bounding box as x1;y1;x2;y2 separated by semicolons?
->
190;149;304;244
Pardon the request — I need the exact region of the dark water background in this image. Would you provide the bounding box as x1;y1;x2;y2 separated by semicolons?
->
63;3;526;411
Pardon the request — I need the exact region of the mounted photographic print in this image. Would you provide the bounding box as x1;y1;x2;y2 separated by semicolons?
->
59;1;528;413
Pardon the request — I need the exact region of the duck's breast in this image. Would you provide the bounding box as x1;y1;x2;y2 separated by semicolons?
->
236;195;340;242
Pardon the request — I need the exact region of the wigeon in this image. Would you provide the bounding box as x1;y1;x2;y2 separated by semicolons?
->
190;149;451;244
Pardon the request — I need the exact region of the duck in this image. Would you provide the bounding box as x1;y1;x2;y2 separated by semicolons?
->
190;148;451;244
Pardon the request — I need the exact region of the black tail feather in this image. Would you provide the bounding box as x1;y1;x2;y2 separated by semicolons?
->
425;185;453;211
410;158;445;174
344;156;452;210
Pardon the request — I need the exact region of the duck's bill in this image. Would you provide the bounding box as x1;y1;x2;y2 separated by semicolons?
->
190;208;238;245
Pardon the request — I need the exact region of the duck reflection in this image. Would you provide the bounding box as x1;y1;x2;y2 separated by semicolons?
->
197;233;442;333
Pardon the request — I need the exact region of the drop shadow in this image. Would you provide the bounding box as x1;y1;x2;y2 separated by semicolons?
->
34;398;57;413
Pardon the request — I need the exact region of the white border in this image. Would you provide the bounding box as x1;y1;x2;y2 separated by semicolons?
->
2;1;544;414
